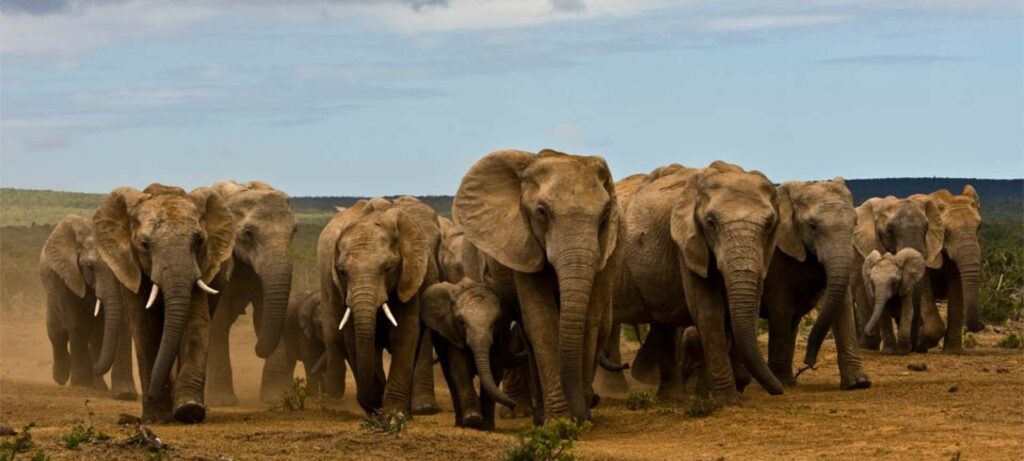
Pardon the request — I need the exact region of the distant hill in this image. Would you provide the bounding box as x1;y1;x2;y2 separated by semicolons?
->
844;178;1022;206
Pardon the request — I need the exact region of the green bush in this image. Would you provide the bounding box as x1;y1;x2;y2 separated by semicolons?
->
998;333;1022;349
504;419;591;461
685;395;722;418
361;410;407;435
61;401;111;450
979;244;1024;324
277;378;311;412
625;390;657;411
0;422;43;461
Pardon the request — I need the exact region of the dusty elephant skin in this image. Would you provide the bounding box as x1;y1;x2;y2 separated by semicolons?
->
422;279;520;430
202;181;297;406
453;149;623;422
616;161;785;406
317;196;442;415
760;179;871;390
911;185;984;354
92;184;235;424
861;249;928;355
851;195;946;353
39;215;137;400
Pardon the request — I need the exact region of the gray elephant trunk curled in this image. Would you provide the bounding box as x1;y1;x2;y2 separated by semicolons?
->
468;335;516;408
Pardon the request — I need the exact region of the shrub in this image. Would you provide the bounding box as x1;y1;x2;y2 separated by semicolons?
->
0;422;41;460
61;400;111;450
684;395;722;418
504;419;591;461
277;378;311;412
963;333;978;349
979;225;1024;324
625;390;657;411
998;333;1022;349
361;410;407;435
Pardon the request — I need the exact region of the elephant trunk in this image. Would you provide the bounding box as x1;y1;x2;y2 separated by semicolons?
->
469;336;516;408
953;234;984;332
351;295;381;413
554;244;597;421
803;249;852;368
254;260;293;358
864;294;888;337
93;288;125;375
148;280;194;398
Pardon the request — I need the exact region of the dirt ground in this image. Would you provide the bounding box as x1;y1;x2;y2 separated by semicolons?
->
1;317;1021;460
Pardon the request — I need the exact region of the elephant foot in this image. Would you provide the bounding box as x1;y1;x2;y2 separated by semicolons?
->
941;344;963;355
206;390;240;407
173;401;207;424
92;379;110;392
411;401;441;416
966;319;985;333
113;390;139;401
656;385;687;404
462;410;484;429
858;336;881;351
881;345;897;355
590;393;601;409
712;389;740;407
499;400;533;419
840;374;872;390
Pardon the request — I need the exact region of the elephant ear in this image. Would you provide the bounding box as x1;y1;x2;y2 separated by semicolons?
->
775;183;807;262
393;209;430;302
669;181;709;279
862;250;883;301
318;202;366;298
895;248;925;296
211;180;248;198
453;150;544;273
93;187;146;293
962;184;981;209
43;215;90;298
421;282;465;348
922;198;945;269
191;187;237;283
853;198;882;259
589;156;620;272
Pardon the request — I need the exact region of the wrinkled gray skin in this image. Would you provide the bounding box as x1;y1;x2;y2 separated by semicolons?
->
852;195;945;353
453;149;623;422
422;279;518;430
41;215;137;400
861;249;928;355
261;291;328;394
760;179;871;390
204;181;297;406
616;162;785;406
93;184;235;423
318;197;441;414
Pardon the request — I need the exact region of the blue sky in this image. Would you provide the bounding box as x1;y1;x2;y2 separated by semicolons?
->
1;0;1021;196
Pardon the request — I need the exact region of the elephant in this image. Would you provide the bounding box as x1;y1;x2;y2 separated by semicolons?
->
93;184;235;423
759;179;871;389
260;291;328;396
852;195;945;353
40;215;137;400
911;186;984;354
437;217;466;283
861;249;928;355
203;180;297;406
421;279;520;430
452;148;623;422
616;162;785;406
318;196;441;415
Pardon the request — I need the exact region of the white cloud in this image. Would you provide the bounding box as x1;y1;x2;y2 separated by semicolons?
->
702;14;849;32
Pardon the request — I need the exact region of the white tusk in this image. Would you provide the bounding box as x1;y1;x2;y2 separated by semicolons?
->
510;320;517;331
94;299;102;317
146;284;160;309
338;307;351;331
196;279;219;295
382;302;398;327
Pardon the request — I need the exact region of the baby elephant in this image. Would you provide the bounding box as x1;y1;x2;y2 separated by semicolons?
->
862;249;927;355
421;279;519;430
261;291;330;400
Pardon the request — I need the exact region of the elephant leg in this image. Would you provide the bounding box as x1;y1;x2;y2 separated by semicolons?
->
110;321;138;401
206;293;242;407
729;337;752;394
260;339;296;404
300;343;326;395
852;275;880;350
68;322;95;388
481;357;501;431
451;348;482;428
436;347;465;427
171;294;211;424
594;323;629;398
132;302;173;423
48;314;70;386
499;327;534;419
88;318;109;392
833;290;871;390
411;332;440;415
382;300;423;414
897;295;915;355
916;280;945;352
940;275;963;354
766;306;797;387
325;307;349;399
513;271;570;420
879;309;898;354
682;276;738;406
648;325;685;403
583;270;614;413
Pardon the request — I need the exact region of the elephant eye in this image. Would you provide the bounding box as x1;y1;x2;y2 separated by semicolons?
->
534;205;549;223
139;237;152;252
242;226;257;240
193;232;206;249
806;220;819;233
705;215;717;232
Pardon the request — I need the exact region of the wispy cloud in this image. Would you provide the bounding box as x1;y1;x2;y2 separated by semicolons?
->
816;54;966;65
702;14;849;32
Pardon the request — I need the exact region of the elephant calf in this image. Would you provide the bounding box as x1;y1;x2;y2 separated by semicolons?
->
861;249;928;355
422;279;518;430
260;291;330;400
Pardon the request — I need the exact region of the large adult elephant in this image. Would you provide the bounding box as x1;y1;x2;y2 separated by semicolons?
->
618;162;785;406
318;196;441;414
40;215;137;400
453;148;623;422
93;184;235;423
911;186;984;354
852;195;945;353
760;179;871;389
203;180;297;405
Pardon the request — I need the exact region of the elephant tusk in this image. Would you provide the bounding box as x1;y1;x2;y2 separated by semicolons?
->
382;302;398;327
94;299;101;317
510;320;517;331
146;284;160;309
338;307;351;331
196;279;219;295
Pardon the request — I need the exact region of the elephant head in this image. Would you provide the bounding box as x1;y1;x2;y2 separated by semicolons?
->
437;217;466;283
670;161;783;395
93;184;235;399
318;197;434;412
422;279;516;408
861;249;926;335
296;291;323;343
853;196;945;269
453;149;619;420
774;178;858;368
212;180;297;358
917;185;984;332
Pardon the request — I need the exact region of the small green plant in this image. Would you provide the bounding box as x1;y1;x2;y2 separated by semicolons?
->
277;378;312;411
963;332;978;349
684;395;722;418
361;410;408;435
504;418;591;461
1;422;41;461
998;333;1022;349
61;400;111;450
625;390;657;411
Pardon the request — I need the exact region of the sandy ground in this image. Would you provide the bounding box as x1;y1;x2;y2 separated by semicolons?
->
1;317;1022;460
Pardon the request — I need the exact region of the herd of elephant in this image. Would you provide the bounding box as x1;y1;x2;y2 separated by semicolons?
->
41;149;984;430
